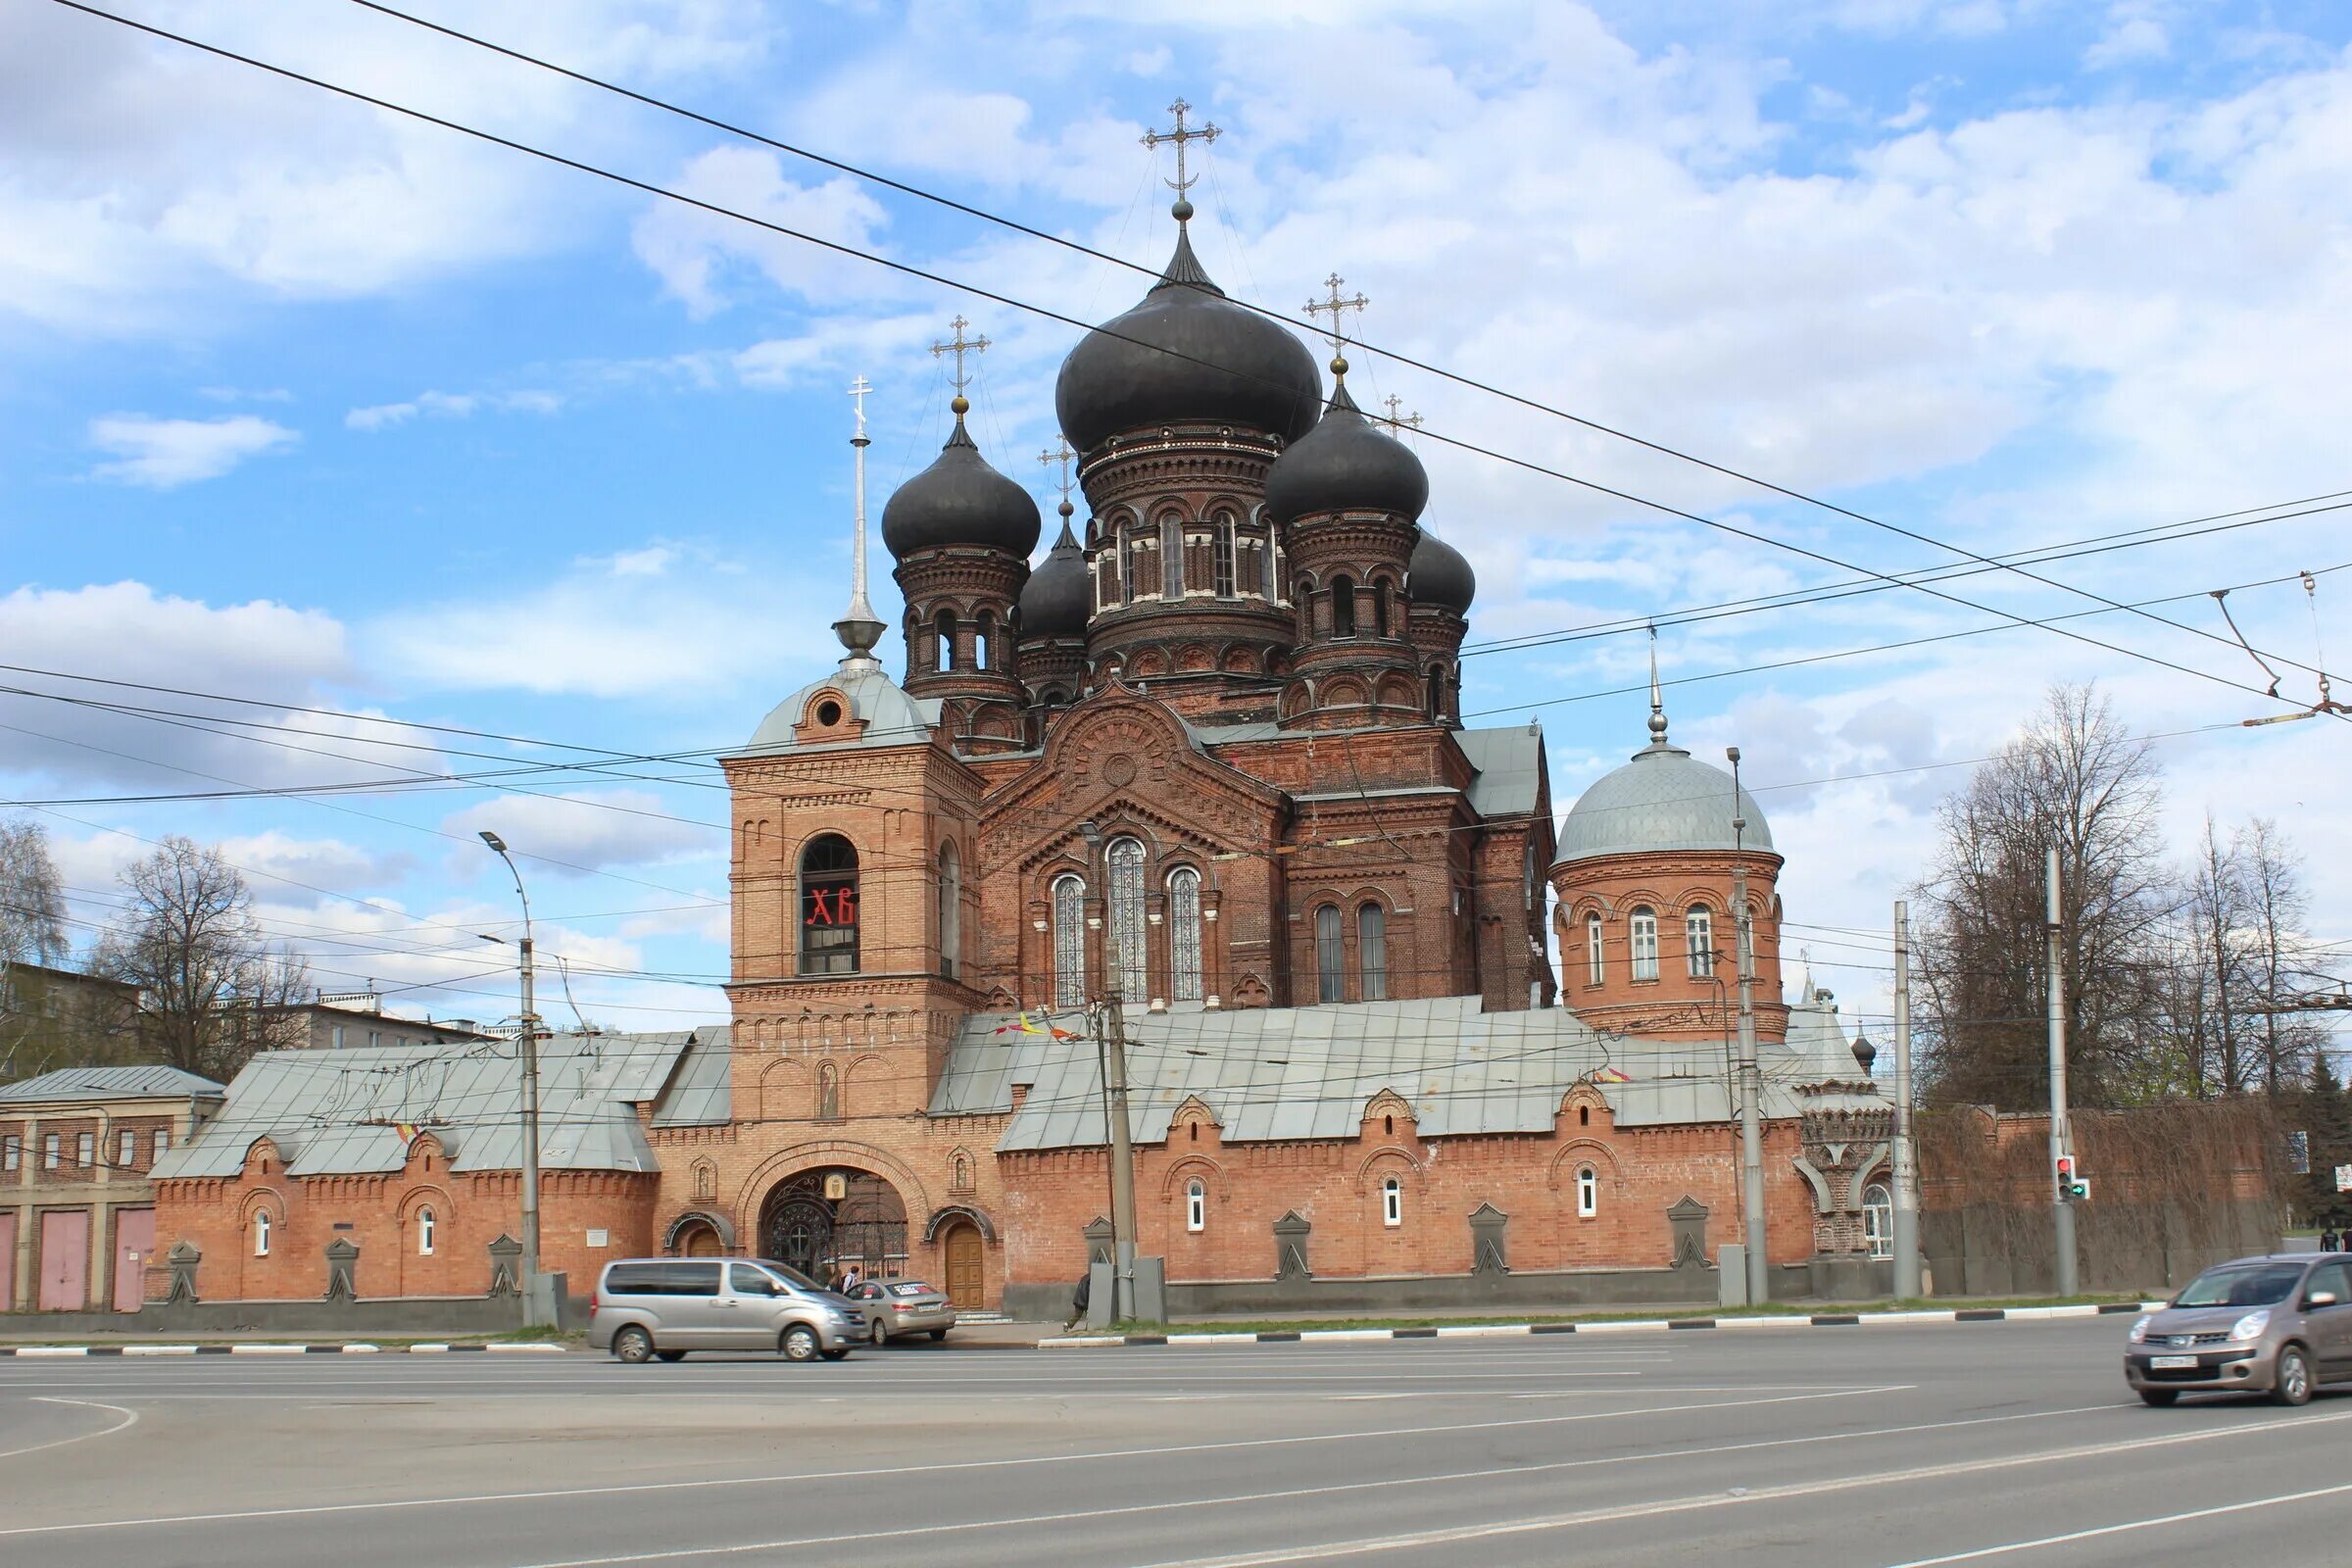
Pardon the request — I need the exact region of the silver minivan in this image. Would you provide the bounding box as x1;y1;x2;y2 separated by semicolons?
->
2126;1252;2352;1405
590;1258;864;1363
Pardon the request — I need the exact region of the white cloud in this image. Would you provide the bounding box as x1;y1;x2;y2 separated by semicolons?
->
345;388;564;431
86;413;296;487
2086;10;2172;71
439;791;717;877
630;148;896;318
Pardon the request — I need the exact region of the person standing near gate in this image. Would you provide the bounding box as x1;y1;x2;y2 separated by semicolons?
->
841;1262;864;1294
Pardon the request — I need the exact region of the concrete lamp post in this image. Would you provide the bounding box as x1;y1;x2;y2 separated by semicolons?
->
478;830;553;1329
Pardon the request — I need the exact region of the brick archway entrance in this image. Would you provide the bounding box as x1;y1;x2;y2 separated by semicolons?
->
758;1168;907;1282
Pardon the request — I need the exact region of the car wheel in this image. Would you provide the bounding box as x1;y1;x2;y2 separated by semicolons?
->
780;1323;821;1363
868;1317;889;1347
2137;1388;2178;1407
612;1327;655;1364
657;1349;688;1363
2272;1345;2314;1407
820;1348;852;1361
928;1328;950;1342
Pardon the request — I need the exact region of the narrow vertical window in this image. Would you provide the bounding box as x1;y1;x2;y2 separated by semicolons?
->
1315;906;1345;1003
1586;913;1604;986
1357;903;1388;1002
1577;1167;1598;1218
1330;575;1355;637
1630;906;1659;981
975;611;995;670
1213;514;1237;596
77;1132;94;1167
418;1207;436;1256
1863;1184;1893;1259
254;1210;272;1257
934;608;956;671
3;1136;19;1172
1186;1179;1206;1233
1428;666;1444;721
1053;873;1088;1009
154;1129;171;1161
118;1130;135;1168
1107;838;1148;1003
1372;581;1391;637
1162;515;1185;598
938;841;962;980
1122;530;1142;604
798;835;860;975
1686;906;1714;979
1169;867;1203;1003
1381;1175;1402;1228
43;1134;60;1169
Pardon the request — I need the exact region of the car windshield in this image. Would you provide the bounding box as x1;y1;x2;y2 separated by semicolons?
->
2173;1262;2304;1308
751;1259;823;1293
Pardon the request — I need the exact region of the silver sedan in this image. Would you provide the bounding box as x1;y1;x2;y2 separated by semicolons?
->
845;1279;957;1344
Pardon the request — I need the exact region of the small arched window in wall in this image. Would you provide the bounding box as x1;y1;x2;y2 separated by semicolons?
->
1357;902;1388;1002
1168;867;1203;1004
1630;906;1660;982
1107;839;1148;1003
1372;580;1391;638
1330;574;1356;637
1186;1179;1206;1234
975;611;996;670
798;834;860;975
417;1206;436;1255
1686;906;1714;979
1381;1175;1403;1228
934;608;956;671
1052;872;1087;1009
1122;530;1144;605
1213;514;1237;596
1576;1166;1598;1218
1586;912;1605;986
1428;665;1444;721
254;1209;272;1257
1315;905;1345;1004
938;841;962;981
1863;1184;1893;1260
1162;514;1185;598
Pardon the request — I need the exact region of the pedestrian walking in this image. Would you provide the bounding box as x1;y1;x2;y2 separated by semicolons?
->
1062;1270;1091;1332
2323;1225;2342;1254
841;1263;864;1294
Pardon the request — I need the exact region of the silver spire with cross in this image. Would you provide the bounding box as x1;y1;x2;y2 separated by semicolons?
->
929;315;991;418
1304;271;1369;380
1142;97;1220;222
1381;394;1424;436
1646;623;1670;745
833;374;885;662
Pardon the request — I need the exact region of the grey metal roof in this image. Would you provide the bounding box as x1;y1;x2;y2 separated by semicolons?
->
930;995;1881;1152
0;1064;225;1102
1555;739;1773;864
149;1032;700;1181
1457;723;1544;820
650;1026;734;1127
739;660;936;755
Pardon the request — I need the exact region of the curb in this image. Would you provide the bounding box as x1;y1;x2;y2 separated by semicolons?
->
0;1342;570;1357
1038;1300;2165;1349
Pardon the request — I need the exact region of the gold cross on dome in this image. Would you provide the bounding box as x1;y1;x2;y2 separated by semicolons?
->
1141;97;1220;198
1381;394;1424;434
929;315;991;396
1304;271;1369;355
1038;436;1076;504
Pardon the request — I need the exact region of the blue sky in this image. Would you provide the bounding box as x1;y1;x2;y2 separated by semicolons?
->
4;0;2349;1035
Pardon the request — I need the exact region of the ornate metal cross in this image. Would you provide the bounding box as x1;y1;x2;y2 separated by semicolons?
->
929;315;990;396
1038;436;1076;505
1381;394;1423;434
1304;271;1369;355
1141;97;1220;198
848;375;872;438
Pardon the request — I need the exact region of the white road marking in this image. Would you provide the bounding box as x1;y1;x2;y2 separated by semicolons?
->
0;1385;1904;1539
1875;1479;2352;1565
0;1398;139;1461
1128;1407;2352;1567
492;1400;2132;1568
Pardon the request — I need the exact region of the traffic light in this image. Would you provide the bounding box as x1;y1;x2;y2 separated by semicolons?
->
2055;1156;2089;1203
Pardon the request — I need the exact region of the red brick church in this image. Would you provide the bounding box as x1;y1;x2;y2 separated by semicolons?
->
147;192;1893;1316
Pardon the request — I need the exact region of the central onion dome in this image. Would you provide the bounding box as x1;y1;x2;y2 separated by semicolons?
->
1262;381;1429;524
1409;529;1475;613
880;411;1042;560
1017;506;1090;638
1054;221;1323;454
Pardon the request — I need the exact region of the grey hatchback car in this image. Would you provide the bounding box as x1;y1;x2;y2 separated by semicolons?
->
2125;1252;2352;1406
591;1258;864;1363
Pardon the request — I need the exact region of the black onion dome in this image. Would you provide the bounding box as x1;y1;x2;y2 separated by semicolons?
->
1262;383;1430;524
1017;513;1090;638
1054;226;1323;453
1409;528;1475;613
880;416;1042;560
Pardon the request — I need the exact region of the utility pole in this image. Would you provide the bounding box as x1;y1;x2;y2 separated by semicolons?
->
2046;845;2080;1298
1098;996;1140;1322
1728;747;1769;1307
1891;899;1922;1299
479;831;548;1327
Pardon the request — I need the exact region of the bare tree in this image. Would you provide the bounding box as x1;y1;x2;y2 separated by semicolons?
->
90;837;311;1080
2183;813;2255;1096
2239;818;2326;1095
1912;683;2175;1109
0;816;74;1079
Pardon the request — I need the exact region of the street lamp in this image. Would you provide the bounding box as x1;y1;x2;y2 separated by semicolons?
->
478;830;548;1327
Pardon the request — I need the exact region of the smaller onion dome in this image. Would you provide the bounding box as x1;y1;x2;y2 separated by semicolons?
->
1017;508;1090;639
1262;381;1429;525
880;412;1042;561
1409;529;1475;614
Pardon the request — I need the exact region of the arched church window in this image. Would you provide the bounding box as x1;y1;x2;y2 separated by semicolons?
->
1577;1166;1598;1218
1162;514;1185;598
934;608;956;671
1107;838;1148;1002
1586;912;1604;986
798;834;859;975
1630;906;1659;982
1052;873;1087;1009
1212;514;1237;597
254;1209;271;1257
1428;665;1444;722
1186;1179;1206;1233
938;841;962;980
1863;1184;1893;1259
1372;580;1391;638
1330;575;1355;637
1686;906;1714;979
1315;905;1345;1004
417;1206;436;1255
1381;1175;1403;1228
1168;867;1203;1003
1122;529;1144;605
1357;902;1388;1002
975;611;996;670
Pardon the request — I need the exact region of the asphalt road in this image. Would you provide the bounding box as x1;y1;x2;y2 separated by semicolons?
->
1;1320;2345;1567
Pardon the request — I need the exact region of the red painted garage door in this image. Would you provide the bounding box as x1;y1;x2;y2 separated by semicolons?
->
114;1208;155;1313
39;1210;89;1311
0;1213;15;1311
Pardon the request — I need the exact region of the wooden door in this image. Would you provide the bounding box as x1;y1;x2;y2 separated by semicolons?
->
944;1225;984;1310
114;1208;155;1313
39;1210;89;1311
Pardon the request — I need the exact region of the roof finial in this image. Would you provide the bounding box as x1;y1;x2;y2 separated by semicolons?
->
1305;271;1369;383
1142;97;1220;223
833;375;885;664
1038;435;1079;545
930;315;990;422
1646;623;1669;744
